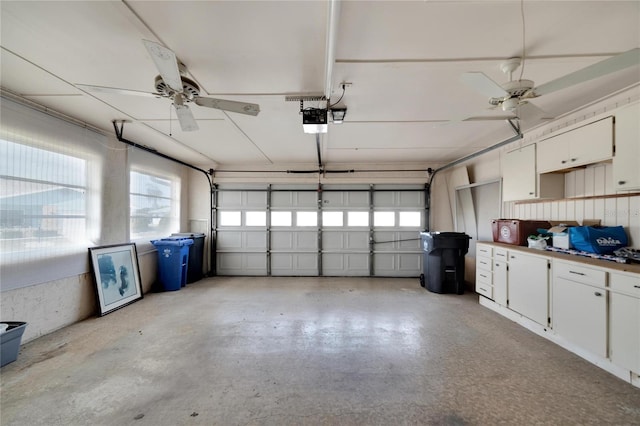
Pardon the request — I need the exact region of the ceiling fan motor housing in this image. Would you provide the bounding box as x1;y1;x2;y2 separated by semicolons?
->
154;75;200;101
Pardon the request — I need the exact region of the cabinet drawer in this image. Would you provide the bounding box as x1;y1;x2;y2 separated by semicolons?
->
477;244;493;257
476;256;493;272
476;281;493;299
554;261;606;287
494;248;508;261
610;273;640;298
476;269;493;286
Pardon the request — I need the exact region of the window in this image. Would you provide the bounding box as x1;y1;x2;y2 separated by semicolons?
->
219;211;241;227
296;211;317;227
130;171;179;239
271;211;292;226
245;211;266;227
399;211;421;227
347;211;369;227
322;211;343;226
1;139;89;255
374;212;395;227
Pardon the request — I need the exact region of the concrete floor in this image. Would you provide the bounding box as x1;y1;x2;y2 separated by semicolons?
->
1;277;640;425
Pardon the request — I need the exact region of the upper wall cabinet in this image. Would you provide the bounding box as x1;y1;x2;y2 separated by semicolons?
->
536;117;614;174
502;144;564;201
613;103;640;192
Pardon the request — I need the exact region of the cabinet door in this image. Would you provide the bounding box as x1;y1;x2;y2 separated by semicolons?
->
536;117;613;173
503;145;536;201
610;273;640;373
568;117;613;167
537;135;570;173
508;252;549;325
494;260;508;306
552;276;607;357
613;104;640;191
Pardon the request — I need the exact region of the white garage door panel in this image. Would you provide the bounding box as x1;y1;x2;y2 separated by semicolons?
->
217;253;268;275
323;253;369;276
218;191;267;208
217;231;242;250
217;231;266;250
373;191;424;207
373;231;420;251
374;253;421;276
322;191;369;208
271;231;317;251
322;231;369;251
271;191;317;208
271;253;318;276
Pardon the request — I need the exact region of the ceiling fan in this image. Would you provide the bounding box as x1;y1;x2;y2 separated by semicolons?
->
461;47;640;119
76;40;260;132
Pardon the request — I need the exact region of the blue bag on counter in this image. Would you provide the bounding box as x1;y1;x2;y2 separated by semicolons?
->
568;225;628;254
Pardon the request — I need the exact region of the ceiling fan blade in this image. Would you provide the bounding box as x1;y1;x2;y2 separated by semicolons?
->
173;104;199;132
532;48;640;97
461;72;508;98
462;115;517;122
142;39;183;94
76;84;160;98
517;101;554;121
195;97;260;116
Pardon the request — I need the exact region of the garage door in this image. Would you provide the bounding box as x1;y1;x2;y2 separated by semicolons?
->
215;184;424;277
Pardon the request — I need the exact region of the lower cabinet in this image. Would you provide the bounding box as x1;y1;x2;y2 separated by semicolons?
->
475;243;640;385
552;261;607;358
508;251;549;326
609;272;640;373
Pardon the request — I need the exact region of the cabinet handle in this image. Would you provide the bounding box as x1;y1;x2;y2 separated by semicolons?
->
561;160;567;164
480;274;487;278
569;270;586;276
618;181;626;185
594;292;603;297
529;192;534;195
634;285;640;289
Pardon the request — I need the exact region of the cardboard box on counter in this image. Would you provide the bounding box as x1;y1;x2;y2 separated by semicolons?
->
547;219;601;249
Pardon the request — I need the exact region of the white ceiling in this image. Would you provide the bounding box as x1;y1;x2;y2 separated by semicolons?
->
1;1;639;171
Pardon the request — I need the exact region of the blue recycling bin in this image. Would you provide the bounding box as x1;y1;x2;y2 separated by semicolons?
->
171;233;205;283
151;238;193;291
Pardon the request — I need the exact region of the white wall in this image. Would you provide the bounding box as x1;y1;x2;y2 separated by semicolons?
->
1;102;190;343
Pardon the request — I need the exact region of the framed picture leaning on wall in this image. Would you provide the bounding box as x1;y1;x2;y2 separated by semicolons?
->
89;243;143;316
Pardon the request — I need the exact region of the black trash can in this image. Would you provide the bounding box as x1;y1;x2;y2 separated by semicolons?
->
420;232;471;294
171;233;205;283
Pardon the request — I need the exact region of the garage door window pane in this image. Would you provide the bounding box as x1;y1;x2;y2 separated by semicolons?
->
296;211;317;227
322;211;343;226
220;211;241;226
374;212;395;227
399;211;421;227
347;211;369;227
271;211;292;226
246;211;266;226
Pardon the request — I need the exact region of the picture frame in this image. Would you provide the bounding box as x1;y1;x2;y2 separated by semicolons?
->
89;243;143;316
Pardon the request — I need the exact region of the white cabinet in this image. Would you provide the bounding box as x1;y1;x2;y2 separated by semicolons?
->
475;243;494;299
508;251;549;326
502;144;564;201
552;261;607;358
537;117;613;173
494;258;508;307
609;272;640;373
613;103;640;191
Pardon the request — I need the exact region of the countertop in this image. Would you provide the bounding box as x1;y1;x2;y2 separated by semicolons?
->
478;241;640;275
